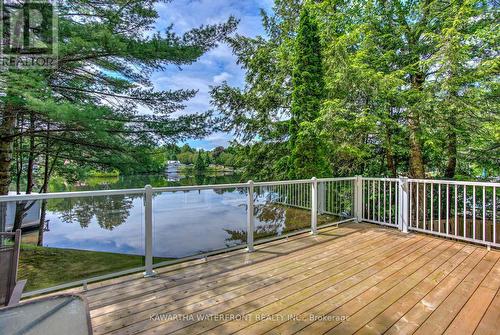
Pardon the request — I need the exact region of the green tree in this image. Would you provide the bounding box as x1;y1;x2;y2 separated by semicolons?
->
212;146;225;165
194;151;207;173
425;0;499;177
205;151;212;166
288;7;328;179
0;0;237;195
209;1;301;181
177;151;195;165
291;121;330;178
210;0;499;180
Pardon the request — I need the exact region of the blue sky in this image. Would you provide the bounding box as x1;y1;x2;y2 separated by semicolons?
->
152;0;274;150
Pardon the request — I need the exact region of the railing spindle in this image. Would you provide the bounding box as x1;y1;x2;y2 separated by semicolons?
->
463;185;467;238
389;182;392;225
378;180;381;222
494;187;497;245
483;186;486;242
408;183;413;227
431;182;434;232
446;184;449;235
416;182;419;229
423;183;426;230
438;183;441;233
455;184;458;237
384;180;387;223
473;186;476;240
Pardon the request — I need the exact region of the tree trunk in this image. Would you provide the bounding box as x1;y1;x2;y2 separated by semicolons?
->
385;130;397;177
13;115;39;232
15;113;23;194
408;115;425;178
38;200;47;246
444;115;457;179
12;202;25;231
0;203;6;246
15;145;22;194
38;123;51;246
26;114;36;194
408;74;426;178
0;103;17;195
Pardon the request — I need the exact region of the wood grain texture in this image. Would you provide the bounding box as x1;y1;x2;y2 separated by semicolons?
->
41;223;499;335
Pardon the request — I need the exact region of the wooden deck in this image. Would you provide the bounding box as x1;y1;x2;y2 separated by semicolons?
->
61;223;499;335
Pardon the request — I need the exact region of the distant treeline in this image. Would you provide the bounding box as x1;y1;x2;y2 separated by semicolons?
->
164;144;238;172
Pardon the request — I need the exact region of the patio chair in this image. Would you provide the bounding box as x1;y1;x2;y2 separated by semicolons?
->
0;294;94;335
0;229;26;307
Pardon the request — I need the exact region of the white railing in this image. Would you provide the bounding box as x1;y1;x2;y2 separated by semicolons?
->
360;177;499;248
407;179;498;248
0;176;497;297
361;177;400;228
0;178;355;297
319;177;356;219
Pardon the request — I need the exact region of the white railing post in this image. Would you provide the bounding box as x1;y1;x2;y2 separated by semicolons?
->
311;177;318;235
247;180;255;252
398;177;409;233
144;185;156;277
355;176;363;223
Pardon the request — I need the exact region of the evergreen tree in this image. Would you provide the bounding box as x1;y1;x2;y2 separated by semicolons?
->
212;0;498;180
0;0;237;194
205;151;211;166
288;7;328;179
194;151;206;173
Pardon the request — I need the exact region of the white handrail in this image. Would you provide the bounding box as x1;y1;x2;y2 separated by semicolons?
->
0;178;357;201
316;177;356;182
408;179;498;187
362;177;399;182
254;179;313;186
153;183;250;193
0;188;146;202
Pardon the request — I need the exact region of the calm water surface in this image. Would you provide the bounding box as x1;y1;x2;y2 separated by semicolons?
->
7;173;321;258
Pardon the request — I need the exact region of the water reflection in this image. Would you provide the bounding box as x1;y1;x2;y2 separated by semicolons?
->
4;188;327;259
3;174;343;259
50;173;243;192
48;195;136;230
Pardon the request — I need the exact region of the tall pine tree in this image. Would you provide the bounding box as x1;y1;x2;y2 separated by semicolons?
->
288;7;328;179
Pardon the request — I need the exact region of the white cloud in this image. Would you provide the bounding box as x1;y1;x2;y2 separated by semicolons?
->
149;0;271;149
213;71;233;84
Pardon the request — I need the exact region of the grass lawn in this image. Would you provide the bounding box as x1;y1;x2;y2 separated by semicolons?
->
18;244;171;292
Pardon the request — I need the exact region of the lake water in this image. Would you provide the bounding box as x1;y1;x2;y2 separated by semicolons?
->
5;173;330;259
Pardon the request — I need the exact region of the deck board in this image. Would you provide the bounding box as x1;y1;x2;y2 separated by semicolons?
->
88;227;383;311
473;288;500;335
91;230;387;324
50;222;499;335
